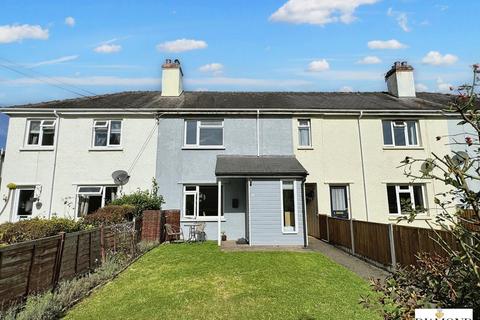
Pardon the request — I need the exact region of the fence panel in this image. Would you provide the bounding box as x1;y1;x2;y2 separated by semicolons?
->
327;217;352;250
353;220;391;265
318;214;328;241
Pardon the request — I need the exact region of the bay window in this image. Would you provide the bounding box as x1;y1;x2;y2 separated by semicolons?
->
184;120;224;147
382;120;419;147
26;119;56;147
387;184;425;215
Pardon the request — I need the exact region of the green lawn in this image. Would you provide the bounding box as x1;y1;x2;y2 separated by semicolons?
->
65;242;379;320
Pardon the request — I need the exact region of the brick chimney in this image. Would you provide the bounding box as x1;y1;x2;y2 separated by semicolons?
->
161;59;183;97
385;61;416;98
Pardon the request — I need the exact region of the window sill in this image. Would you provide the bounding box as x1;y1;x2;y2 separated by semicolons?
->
182;146;225;150
20;147;54;152
383;146;424;151
181;218;226;222
88;147;123;152
297;146;314;150
282;231;299;235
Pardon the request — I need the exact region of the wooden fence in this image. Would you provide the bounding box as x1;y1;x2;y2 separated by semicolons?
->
0;222;139;308
316;215;460;268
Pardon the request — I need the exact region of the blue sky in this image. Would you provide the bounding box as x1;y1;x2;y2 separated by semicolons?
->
0;0;479;148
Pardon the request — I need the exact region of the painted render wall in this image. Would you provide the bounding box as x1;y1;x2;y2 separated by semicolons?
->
156;116;294;240
293;116;452;228
0;115;157;223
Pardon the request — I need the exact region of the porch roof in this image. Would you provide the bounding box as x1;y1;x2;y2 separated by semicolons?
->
215;155;308;178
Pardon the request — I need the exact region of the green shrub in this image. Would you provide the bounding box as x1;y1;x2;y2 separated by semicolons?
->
0;218;85;245
111;180;164;217
82;205;135;226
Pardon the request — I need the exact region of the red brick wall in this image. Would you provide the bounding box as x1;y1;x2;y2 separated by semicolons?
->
141;210;180;242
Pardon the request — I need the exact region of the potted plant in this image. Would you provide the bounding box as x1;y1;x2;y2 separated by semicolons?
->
221;231;227;241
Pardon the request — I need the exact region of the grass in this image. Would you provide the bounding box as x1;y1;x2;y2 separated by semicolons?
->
65;242;379;320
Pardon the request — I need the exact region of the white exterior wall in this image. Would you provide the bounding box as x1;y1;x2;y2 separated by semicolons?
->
293;116;451;228
0;115;157;222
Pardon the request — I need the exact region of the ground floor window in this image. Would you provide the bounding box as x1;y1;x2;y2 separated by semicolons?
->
330;185;349;219
281;180;297;233
77;186;118;217
183;185;222;219
387;184;425;215
16;187;35;219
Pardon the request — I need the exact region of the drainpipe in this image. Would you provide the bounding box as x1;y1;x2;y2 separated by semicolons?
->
48;110;61;218
301;178;308;248
256;109;260;157
357;111;369;221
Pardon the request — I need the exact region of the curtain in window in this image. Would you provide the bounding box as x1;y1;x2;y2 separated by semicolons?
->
299;127;310;146
94;129;108;146
407;121;417;145
331;187;347;211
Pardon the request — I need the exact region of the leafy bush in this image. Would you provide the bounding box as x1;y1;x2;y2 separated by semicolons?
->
111;180;164;217
82;205;135;226
362;253;480;319
0;218;85;245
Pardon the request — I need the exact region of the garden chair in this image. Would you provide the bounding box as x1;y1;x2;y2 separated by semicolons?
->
195;222;207;242
164;223;184;243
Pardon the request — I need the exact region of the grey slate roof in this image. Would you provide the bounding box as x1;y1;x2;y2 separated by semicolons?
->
215;155;308;177
4;91;457;112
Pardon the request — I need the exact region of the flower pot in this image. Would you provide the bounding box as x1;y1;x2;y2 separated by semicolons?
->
221;235;227;241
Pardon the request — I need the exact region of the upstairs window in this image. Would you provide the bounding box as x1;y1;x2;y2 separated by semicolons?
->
184;120;223;147
387;184;425;215
93;120;122;147
26;119;56;146
298;119;311;147
382;120;419;147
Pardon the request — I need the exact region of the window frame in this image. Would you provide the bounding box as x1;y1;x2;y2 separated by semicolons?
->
298;119;312;148
280;180;298;234
182;184;223;220
183;119;224;148
382;120;420;147
387;184;426;215
92;119;123;148
14;186;36;219
24;119;57;147
329;185;350;219
75;185;118;217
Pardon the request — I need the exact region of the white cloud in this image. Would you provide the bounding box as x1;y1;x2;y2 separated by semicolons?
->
436;78;453;93
357;55;381;64
387;8;410;32
339;86;353;92
415;83;428;92
198;63;224;75
65;17;75;27
0;24;49;43
367;39;407;49
156;39;207;53
307;59;330;72
422;51;458;66
94;43;122;54
269;0;380;25
29;55;79;68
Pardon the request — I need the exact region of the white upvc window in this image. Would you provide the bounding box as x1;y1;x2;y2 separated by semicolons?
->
386;184;426;215
184;120;224;148
76;185;118;217
183;185;222;219
330;185;349;219
25;119;56;147
382;120;419;147
281;180;298;233
92;120;122;147
298;119;312;147
14;187;36;220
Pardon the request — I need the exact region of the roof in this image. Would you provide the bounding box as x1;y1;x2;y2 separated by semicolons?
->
215;155;308;177
2;91;457;113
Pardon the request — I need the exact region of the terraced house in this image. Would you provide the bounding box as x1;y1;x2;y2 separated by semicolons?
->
0;59;457;246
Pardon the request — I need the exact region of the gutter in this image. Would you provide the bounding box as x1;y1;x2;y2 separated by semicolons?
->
47;109;60;218
357;111;369;221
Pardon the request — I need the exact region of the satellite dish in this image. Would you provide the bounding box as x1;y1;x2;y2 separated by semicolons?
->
420;159;435;175
112;170;130;185
452;151;469;167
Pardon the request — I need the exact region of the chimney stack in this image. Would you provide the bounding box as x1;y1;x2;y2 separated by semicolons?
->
385;61;416;98
161;59;183;96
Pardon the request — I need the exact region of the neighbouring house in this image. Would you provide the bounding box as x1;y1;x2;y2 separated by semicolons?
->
0;59;459;246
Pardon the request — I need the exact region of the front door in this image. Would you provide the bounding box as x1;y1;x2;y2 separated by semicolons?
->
305;183;319;238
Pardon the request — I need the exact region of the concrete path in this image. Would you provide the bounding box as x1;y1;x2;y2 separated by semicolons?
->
308;237;390;281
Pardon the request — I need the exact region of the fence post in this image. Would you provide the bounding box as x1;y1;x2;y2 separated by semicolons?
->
88;231;92;270
100;224;105;263
25;243;36;296
52;232;66;291
388;224;396;267
350;219;355;254
326;216;330;242
74;233;80;274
